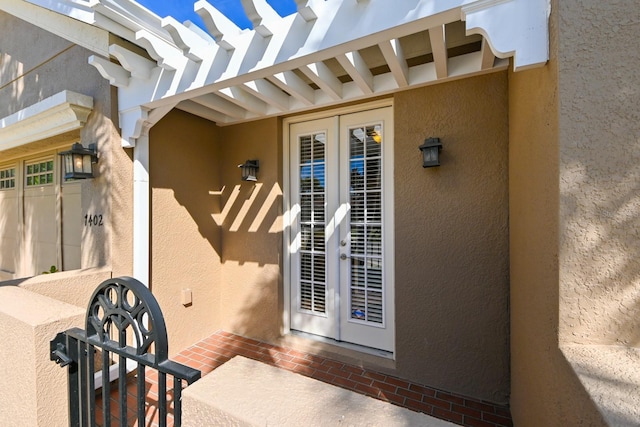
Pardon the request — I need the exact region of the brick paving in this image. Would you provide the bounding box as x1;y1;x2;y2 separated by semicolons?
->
96;331;513;427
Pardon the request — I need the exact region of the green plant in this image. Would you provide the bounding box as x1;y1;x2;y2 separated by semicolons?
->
42;265;59;274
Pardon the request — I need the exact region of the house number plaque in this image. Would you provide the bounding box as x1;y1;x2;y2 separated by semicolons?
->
84;214;104;227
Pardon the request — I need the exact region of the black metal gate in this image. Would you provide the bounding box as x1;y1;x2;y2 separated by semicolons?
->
50;277;201;427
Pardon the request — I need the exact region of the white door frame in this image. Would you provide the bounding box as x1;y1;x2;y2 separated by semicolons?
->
283;98;395;353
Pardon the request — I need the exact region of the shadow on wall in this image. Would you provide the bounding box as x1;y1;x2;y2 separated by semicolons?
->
560;150;640;347
0;10;81;117
79;105;117;272
149;115;282;265
213;182;282;266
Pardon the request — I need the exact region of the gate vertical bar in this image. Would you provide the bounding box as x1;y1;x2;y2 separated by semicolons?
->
102;349;111;427
118;353;127;426
78;340;89;427
174;377;183;425
87;344;96;427
67;335;80;427
118;310;127;427
158;371;167;427
136;363;146;426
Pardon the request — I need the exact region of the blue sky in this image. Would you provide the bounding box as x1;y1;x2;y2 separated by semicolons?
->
136;0;297;30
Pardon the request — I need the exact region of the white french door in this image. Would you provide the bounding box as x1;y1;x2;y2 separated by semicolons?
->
289;107;394;352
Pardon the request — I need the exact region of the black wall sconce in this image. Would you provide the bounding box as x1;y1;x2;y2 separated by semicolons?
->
418;137;442;168
238;159;259;181
59;143;98;179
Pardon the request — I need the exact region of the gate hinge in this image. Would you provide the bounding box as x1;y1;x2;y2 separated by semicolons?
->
50;332;73;367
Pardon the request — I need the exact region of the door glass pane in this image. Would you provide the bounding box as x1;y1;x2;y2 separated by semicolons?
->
349;124;384;324
298;132;327;314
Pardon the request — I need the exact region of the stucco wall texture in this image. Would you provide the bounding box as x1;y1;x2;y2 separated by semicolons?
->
0;12;103;118
218;118;283;342
557;0;640;347
0;286;84;427
150;111;282;352
510;0;639;425
150;109;223;353
394;73;510;403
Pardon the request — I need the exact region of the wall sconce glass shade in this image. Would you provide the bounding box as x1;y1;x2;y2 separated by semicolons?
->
418;137;442;168
59;143;98;179
238;159;259;181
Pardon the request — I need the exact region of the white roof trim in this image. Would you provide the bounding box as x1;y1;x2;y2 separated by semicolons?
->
0;91;94;152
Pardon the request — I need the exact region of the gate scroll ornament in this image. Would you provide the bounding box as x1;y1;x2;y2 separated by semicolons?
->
51;277;200;427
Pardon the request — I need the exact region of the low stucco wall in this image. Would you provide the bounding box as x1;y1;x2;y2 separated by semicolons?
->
182;356;455;427
0;286;84;427
2;267;112;308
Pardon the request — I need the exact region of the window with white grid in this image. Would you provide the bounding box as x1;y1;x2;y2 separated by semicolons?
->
0;167;16;190
25;159;54;187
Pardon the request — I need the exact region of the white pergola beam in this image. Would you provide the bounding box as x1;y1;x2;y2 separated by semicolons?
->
194;0;239;51
89;55;131;88
267;71;315;106
240;0;280;37
336;51;373;95
429;24;448;79
161;16;213;62
480;37;496;70
299;62;343;101
378;39;409;88
191;93;247;120
109;44;155;80
217;86;267;116
294;0;317;21
462;0;549;71
176;100;233;124
242;79;290;111
135;29;184;71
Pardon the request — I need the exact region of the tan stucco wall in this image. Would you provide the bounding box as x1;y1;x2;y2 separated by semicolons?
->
0;286;84;427
509;0;639;425
393;73;510;403
8;267;112;308
218;118;283;342
508;20;602;424
556;1;640;348
150;109;223;354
